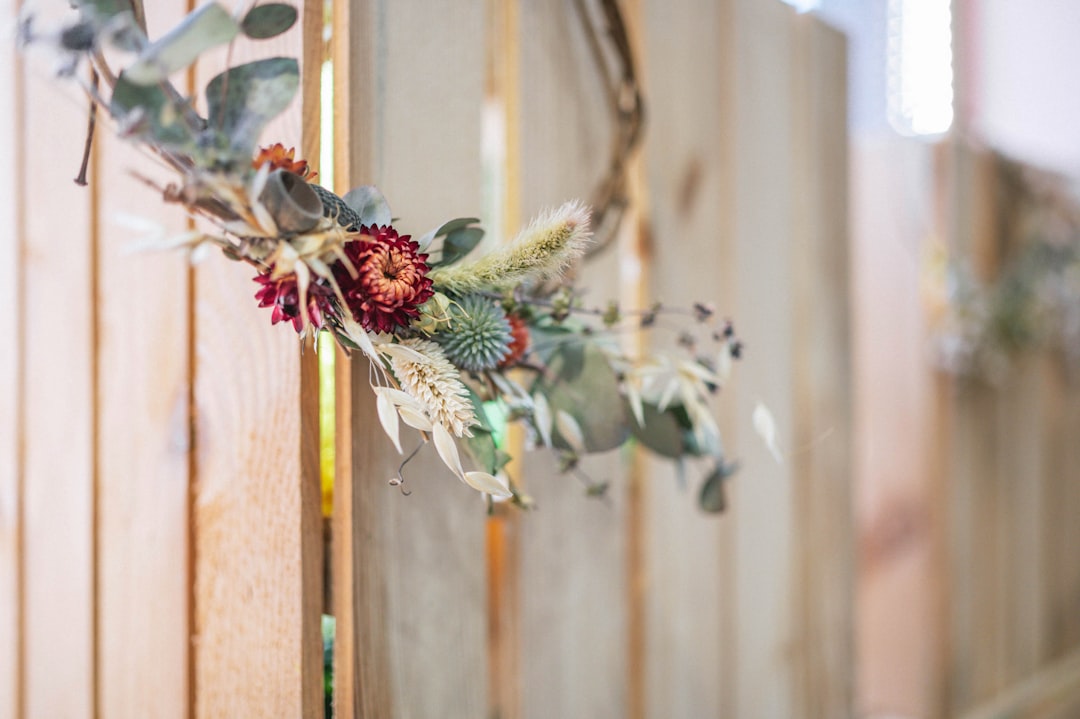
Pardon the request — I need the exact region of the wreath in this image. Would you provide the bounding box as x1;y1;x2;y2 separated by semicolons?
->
21;1;744;511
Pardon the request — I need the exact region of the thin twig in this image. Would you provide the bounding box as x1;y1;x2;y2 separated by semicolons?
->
75;68;99;186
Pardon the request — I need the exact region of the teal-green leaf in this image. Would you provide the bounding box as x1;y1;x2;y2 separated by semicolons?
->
436;217;482;235
111;72;194;150
465;431;500;475
698;461;737;513
438;227;485;267
124;3;239;85
241;3;298;39
341;186;392;227
74;0;129;21
630;402;688;458
534;341;629;452
205;57;299;156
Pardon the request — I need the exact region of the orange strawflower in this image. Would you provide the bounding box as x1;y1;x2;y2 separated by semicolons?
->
253;143;317;180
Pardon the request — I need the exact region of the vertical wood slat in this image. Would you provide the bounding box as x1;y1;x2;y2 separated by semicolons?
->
21;9;96;715
0;0;20;712
638;0;735;716
732;1;798;715
333;2;489;717
516;1;629;717
95;3;191;717
942;144;1080;715
789;15;854;719
192;4;322;715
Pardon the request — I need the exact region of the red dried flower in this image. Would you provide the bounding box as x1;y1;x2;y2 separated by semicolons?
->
253;143;317;180
498;313;530;368
335;225;434;334
254;271;333;333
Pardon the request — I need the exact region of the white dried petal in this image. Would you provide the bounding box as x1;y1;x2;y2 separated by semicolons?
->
753;401;783;464
555;410;586;453
376;391;402;454
463;471;512;499
433;422;466;480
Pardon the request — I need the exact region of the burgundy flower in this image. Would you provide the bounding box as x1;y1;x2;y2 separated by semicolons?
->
335;225;434;333
254;271;334;333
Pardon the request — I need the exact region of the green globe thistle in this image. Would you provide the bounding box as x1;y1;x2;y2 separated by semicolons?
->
436;295;513;373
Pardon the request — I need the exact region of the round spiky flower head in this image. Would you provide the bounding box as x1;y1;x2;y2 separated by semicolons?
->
335;225;435;334
436;294;513;373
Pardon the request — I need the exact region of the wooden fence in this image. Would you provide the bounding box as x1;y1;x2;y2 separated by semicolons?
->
936;143;1080;719
0;0;852;717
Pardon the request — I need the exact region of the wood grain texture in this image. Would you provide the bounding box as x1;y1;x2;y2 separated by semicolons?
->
638;0;735;716
192;6;322;716
731;1;798;716
789;15;854;719
516;1;629;717
0;0;20;712
20;18;96;717
332;2;489;717
94;4;191;717
956;647;1080;719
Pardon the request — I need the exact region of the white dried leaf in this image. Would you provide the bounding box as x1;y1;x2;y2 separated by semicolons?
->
432;422;465;480
372;386;425;412
376;391;402;454
656;377;680;413
532;392;553;448
398;406;433;432
716;345;733;384
339;314;379;361
463;471;512;499
753;401;783;464
555;410;586;453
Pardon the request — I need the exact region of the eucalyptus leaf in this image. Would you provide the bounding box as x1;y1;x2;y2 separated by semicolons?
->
74;0;130;21
111;72;194;149
464;430;511;475
534;342;629;452
241;3;298;39
206;57;299;156
341;185;392;227
436;217;482;235
699;461;738;513
466;388;495;434
630;402;688;458
438;226;485;267
124;3;239;85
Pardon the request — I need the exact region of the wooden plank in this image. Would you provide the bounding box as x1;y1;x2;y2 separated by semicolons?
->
0;0;21;712
949;382;1006;712
956;647;1080;719
94;4;191;717
789;15;854;719
332;2;489;717
998;356;1048;681
515;1;629;717
20;12;97;715
638;0;735;716
192;5;323;715
1039;353;1077;662
731;1;798;715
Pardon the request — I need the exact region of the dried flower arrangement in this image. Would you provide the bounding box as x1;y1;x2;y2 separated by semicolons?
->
22;1;742;510
936;151;1080;384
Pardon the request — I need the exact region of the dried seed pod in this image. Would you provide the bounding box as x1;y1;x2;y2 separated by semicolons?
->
259;169;323;234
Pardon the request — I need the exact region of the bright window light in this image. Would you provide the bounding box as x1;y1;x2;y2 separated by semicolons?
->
780;0;820;12
888;0;954;136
